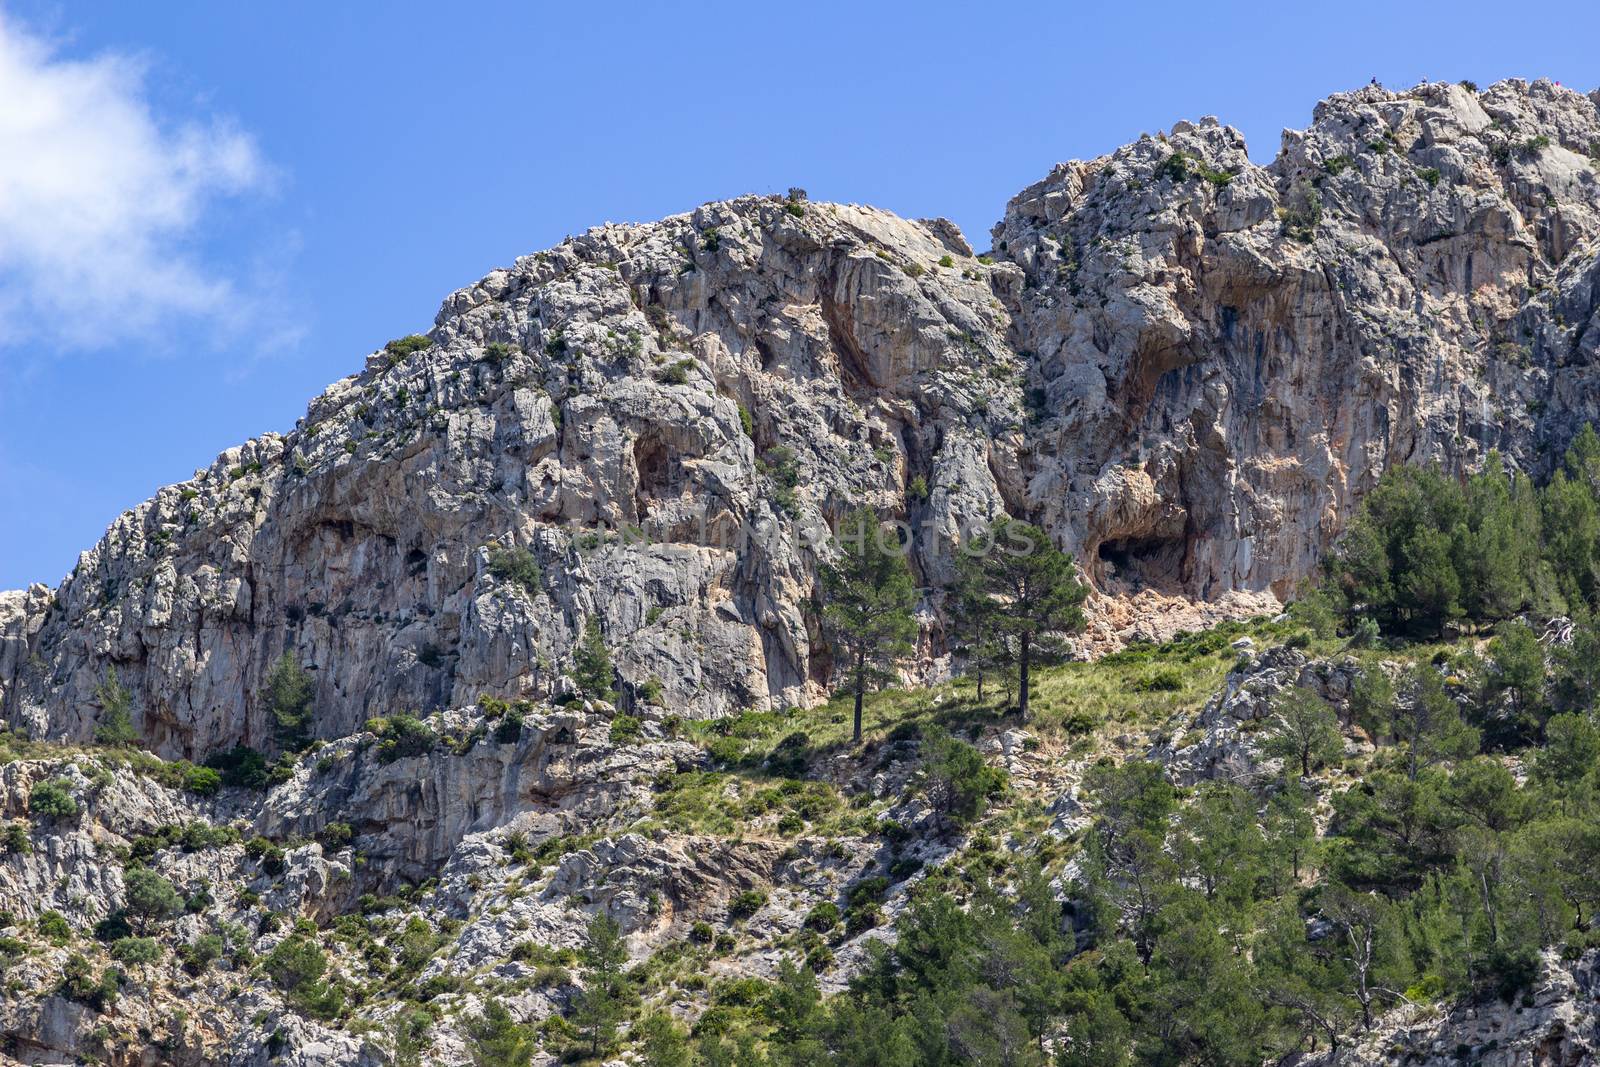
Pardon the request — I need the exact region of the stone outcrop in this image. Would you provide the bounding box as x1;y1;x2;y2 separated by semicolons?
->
1151;644;1366;784
3;79;1599;761
1;78;1600;1065
999;79;1600;606
1300;948;1600;1067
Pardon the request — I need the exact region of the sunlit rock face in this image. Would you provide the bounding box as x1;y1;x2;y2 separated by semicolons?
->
4;79;1599;758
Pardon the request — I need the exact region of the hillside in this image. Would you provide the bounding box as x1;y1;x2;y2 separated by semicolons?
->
1;78;1599;1065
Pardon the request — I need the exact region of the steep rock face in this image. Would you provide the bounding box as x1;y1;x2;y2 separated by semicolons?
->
998;79;1600;606
2;80;1599;758
254;703;700;884
2;202;1020;756
1302;949;1600;1067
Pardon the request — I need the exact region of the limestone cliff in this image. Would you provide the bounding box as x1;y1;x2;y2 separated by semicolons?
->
0;80;1599;1065
4;79;1598;762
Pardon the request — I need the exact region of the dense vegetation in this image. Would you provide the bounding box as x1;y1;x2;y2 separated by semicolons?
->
1317;428;1600;637
606;648;1600;1066
15;437;1600;1065
585;439;1600;1065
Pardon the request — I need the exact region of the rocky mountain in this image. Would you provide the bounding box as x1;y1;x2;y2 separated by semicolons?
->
6;78;1600;759
1;78;1599;1066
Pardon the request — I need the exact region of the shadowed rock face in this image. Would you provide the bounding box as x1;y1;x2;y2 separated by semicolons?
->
4;79;1600;758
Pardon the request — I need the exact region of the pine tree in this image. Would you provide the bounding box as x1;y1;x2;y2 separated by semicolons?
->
92;667;137;747
1550;610;1600;715
572;913;629;1056
1326;465;1466;636
1534;713;1600;803
1263;686;1343;777
1565;423;1600;492
465;999;536;1067
955;517;1087;720
1400;526;1462;637
1173;783;1266;905
263;651;314;748
948;564;1008;703
1347;666;1396;741
1320;884;1406;1030
819;508;918;743
1264;775;1318;888
572;619;615;701
121;867;182;933
1394;666;1479;780
635;1013;691;1067
1541;468;1600;610
1456;454;1542;621
1484;621;1547;740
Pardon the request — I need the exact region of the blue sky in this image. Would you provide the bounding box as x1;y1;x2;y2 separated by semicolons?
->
0;1;1595;589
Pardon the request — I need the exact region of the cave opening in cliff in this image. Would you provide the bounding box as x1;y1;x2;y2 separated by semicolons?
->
632;435;675;521
1095;534;1186;594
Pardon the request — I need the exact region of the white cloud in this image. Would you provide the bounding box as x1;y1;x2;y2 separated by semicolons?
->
0;14;270;349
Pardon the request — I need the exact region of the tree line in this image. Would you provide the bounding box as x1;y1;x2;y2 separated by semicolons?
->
821;509;1087;740
1320;427;1600;638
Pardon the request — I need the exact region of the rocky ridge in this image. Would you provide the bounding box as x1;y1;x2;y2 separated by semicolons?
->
4;80;1600;760
0;79;1599;1064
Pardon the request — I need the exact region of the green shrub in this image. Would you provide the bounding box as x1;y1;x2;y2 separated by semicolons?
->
370;714;436;762
109;937;162;967
384;334;433;363
920;727;1005;825
57;952;119;1009
767;731;810;777
203;746;270;789
93;911;132;942
92;668;138;746
1156;149;1236;186
494;709;524;744
0;935;28;971
729;889;768;918
245;835;288;875
638;677;665;706
1279;180;1323;242
28;779;77;821
804;901;840;931
2;822;31;855
609;714;642;746
661;359;696;385
1130;668;1184;693
844;899;882;935
37;910;72;943
178;933;224;974
182;765;222;795
486;545;541;594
